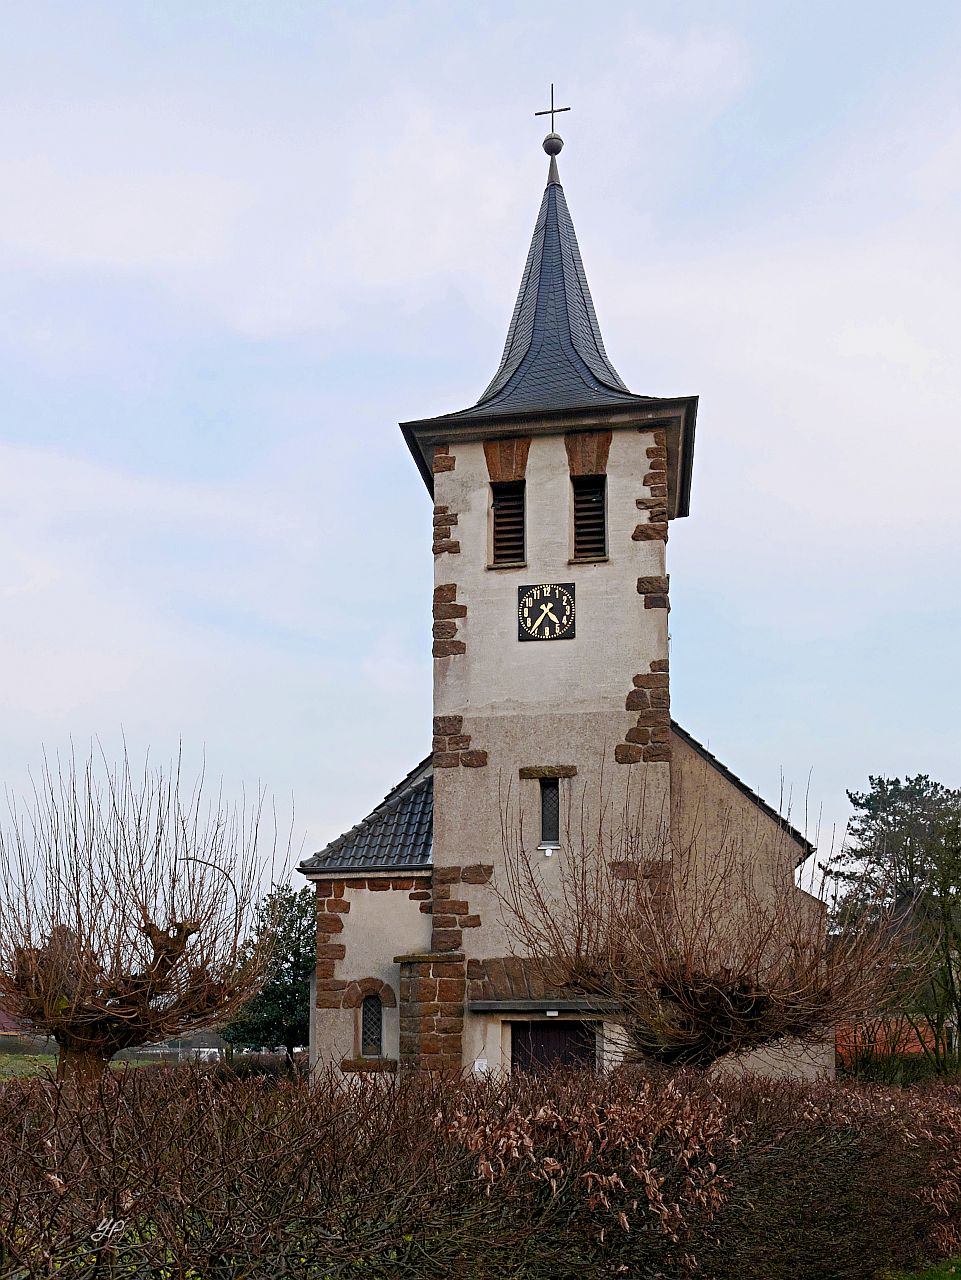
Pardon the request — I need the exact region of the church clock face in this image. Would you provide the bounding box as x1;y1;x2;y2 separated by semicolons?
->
517;583;575;642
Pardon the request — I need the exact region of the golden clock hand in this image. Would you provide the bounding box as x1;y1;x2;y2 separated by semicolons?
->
543;603;561;628
530;603;552;632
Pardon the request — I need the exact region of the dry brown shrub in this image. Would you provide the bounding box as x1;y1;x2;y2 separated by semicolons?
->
0;1065;959;1278
499;774;913;1068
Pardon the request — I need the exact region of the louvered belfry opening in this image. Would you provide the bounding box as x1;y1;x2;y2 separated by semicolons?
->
491;480;526;565
572;474;607;559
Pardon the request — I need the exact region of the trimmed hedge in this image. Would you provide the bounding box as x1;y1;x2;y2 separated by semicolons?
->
0;1066;959;1278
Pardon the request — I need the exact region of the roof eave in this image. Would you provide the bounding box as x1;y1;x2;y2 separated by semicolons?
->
400;418;438;497
299;861;432;879
400;394;699;518
674;396;698;520
669;720;816;866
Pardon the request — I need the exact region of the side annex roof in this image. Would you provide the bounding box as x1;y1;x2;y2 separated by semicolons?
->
298;756;433;875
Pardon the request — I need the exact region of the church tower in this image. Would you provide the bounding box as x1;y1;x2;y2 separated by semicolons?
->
300;124;817;1080
397;129;696;1071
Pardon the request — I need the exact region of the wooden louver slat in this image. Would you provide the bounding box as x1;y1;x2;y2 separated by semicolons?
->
572;475;607;559
492;480;525;564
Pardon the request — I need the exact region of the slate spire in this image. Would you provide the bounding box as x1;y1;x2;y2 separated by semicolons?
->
400;128;698;514
470;131;635;418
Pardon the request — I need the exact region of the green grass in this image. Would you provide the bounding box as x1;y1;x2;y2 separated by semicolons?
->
0;1051;160;1078
0;1052;56;1077
890;1262;961;1278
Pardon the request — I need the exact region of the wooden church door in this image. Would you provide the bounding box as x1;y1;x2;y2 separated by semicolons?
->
510;1020;597;1072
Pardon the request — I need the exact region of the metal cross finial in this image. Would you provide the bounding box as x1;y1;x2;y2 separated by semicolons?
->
535;83;571;133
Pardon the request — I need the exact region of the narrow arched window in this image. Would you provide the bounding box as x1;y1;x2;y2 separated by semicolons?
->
360;994;383;1058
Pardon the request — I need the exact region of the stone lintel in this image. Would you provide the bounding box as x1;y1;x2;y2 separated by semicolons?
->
467;999;617;1013
340;1057;398;1073
394;952;466;965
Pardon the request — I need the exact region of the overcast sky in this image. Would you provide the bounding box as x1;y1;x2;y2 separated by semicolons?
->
1;1;959;869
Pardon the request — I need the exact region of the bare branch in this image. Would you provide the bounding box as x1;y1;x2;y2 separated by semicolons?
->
0;743;280;1081
498;774;914;1068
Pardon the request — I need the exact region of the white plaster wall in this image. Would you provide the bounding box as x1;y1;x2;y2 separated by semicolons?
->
670;731;807;889
467;1015;510;1074
341;884;431;979
433;428;671;1068
313;1005;354;1070
724;1038;836;1081
434;431;669;932
312;881;431;1070
669;733;836;1080
434;741;669;961
435;432;666;719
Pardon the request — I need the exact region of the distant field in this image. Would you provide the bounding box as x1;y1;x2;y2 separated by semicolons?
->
0;1052;160;1078
895;1264;961;1274
894;1265;960;1279
0;1052;56;1077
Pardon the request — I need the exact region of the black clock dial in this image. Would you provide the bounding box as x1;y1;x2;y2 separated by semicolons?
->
517;583;575;642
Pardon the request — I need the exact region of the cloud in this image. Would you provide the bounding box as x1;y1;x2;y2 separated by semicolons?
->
0;160;245;272
0;5;957;865
592;105;961;564
603;24;751;109
0;444;262;714
0;434;431;860
0;18;751;338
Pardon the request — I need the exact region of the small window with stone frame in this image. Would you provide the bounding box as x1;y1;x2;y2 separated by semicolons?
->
539;777;561;847
360;993;383;1058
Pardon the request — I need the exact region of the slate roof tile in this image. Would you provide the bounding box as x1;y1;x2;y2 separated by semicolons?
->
298;758;433;875
418;155;657;425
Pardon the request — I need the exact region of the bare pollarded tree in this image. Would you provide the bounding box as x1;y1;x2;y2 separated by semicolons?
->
500;774;913;1069
0;745;277;1082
